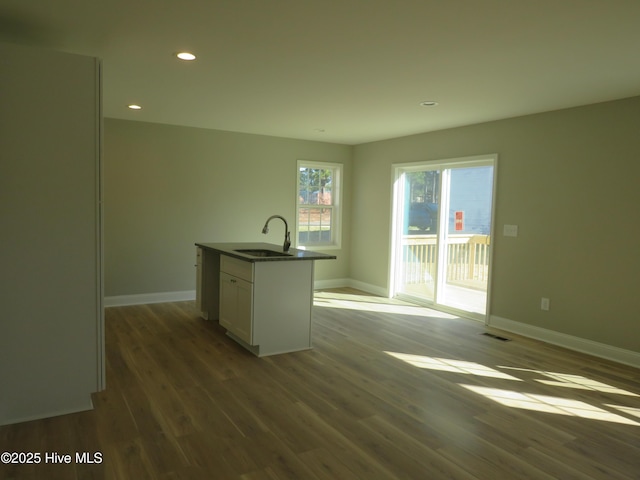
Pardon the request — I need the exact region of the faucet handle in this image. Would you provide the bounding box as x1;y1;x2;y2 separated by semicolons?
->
284;231;291;252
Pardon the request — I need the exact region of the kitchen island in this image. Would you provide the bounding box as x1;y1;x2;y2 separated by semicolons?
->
195;242;336;356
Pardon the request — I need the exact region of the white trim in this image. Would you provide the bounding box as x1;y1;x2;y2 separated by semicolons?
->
313;278;350;290
104;282;387;307
389;154;497;320
103;285;639;370
96;58;106;391
489;315;640;369
0;399;94;427
393;154;497;171
295;160;343;249
105;290;196;307
312;278;388;297
345;279;388;297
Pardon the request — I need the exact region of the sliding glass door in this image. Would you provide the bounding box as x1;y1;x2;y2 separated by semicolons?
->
391;156;496;321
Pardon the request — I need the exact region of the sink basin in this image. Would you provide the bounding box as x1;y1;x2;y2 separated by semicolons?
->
234;249;292;257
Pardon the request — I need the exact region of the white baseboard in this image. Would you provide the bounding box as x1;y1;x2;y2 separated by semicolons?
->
313;278;389;298
105;290;196;307
1;398;94;427
313;278;351;290
105;279;388;307
489;315;640;369
345;279;389;297
104;286;639;369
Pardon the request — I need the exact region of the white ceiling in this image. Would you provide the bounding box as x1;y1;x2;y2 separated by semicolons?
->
2;0;640;145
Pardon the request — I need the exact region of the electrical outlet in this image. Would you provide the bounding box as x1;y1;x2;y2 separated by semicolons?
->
541;297;550;311
503;224;519;237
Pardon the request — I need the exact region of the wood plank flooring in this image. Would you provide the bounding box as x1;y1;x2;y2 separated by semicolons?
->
2;289;640;479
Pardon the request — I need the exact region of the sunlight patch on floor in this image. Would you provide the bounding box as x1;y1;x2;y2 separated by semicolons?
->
384;351;640;426
461;384;640;426
314;291;456;318
384;352;522;380
606;404;640;419
500;366;639;397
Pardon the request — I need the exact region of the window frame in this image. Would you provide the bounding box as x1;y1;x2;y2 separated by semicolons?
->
295;160;342;249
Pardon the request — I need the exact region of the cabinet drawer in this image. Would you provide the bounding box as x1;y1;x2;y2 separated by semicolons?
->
220;254;253;282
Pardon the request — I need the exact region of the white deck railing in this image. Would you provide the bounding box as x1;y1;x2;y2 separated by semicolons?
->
402;234;490;290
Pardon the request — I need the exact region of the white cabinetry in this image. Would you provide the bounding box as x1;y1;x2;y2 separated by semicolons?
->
215;253;315;356
219;256;254;344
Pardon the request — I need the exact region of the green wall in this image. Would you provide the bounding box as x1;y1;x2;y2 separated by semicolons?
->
351;96;640;352
105;96;640;354
104;119;352;297
1;42;101;425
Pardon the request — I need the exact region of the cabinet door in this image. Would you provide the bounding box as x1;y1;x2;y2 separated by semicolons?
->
219;272;236;331
235;279;253;344
220;272;253;344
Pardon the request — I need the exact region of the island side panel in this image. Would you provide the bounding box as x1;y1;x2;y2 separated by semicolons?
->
253;260;314;355
199;248;221;320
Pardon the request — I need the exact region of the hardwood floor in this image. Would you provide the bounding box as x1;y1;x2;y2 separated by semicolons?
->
2;289;640;479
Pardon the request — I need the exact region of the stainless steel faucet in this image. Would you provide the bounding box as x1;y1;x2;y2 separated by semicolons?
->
261;215;291;252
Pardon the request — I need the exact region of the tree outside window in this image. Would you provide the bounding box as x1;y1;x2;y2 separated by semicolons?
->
296;161;342;248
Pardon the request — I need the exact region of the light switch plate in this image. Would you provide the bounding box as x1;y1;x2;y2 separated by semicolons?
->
503;224;519;237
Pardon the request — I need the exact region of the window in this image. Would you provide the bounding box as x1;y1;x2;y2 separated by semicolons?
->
296;161;342;248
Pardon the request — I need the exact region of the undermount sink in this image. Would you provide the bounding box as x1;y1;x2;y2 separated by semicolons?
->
234;248;292;257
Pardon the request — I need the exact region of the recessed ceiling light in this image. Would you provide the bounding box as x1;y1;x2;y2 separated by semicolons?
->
314;128;326;133
176;52;196;61
128;104;142;110
419;101;439;107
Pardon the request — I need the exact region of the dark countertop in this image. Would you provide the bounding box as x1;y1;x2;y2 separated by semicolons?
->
195;242;337;262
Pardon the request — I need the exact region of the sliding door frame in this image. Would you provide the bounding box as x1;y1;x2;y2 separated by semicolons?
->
389;154;498;323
